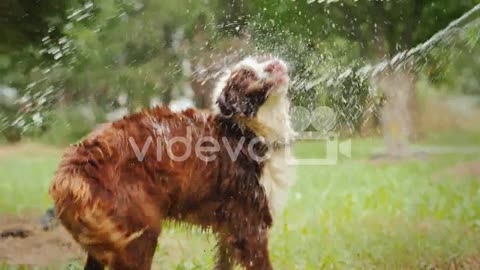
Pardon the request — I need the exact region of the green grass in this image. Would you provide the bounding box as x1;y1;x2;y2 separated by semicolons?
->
1;131;480;269
0;144;60;213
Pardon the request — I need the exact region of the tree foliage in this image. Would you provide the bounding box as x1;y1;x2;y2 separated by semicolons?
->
0;0;478;141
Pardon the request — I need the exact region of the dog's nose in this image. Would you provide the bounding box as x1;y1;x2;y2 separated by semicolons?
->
264;60;286;75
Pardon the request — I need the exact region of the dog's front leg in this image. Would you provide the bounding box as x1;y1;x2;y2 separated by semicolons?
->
234;232;272;270
216;227;273;270
214;237;235;270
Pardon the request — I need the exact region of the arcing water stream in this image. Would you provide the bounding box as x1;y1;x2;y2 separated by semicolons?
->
295;3;480;93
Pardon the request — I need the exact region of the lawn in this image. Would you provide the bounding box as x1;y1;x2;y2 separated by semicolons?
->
1;131;480;269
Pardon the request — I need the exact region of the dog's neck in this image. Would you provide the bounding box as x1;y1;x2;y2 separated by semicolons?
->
234;94;295;146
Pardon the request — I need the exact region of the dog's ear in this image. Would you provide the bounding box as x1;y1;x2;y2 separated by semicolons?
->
217;69;272;117
217;85;240;117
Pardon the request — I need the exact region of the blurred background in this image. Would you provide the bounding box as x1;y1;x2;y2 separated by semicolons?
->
0;1;480;269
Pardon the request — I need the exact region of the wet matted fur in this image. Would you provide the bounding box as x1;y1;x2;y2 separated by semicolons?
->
50;57;295;270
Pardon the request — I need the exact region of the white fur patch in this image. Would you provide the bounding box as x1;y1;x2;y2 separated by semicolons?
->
255;93;296;216
261;147;295;216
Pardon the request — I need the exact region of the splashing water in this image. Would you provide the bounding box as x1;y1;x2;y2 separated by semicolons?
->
1;3;479;137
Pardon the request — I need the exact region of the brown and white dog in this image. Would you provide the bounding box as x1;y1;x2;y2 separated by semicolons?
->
49;57;295;270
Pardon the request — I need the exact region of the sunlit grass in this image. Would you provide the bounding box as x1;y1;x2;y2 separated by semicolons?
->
276;149;480;269
0;131;479;269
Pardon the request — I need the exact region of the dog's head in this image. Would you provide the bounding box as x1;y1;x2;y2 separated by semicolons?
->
214;57;290;118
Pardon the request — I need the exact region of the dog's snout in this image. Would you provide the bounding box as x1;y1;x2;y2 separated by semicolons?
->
264;60;286;75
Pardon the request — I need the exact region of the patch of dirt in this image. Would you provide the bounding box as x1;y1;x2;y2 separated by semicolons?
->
0;214;83;267
446;161;480;179
362;151;429;165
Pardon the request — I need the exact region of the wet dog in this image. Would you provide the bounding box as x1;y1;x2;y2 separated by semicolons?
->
50;57;295;270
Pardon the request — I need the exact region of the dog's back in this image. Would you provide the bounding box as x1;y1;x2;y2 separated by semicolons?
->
50;108;208;265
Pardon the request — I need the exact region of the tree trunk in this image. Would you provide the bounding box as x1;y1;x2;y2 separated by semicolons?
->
377;67;417;157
